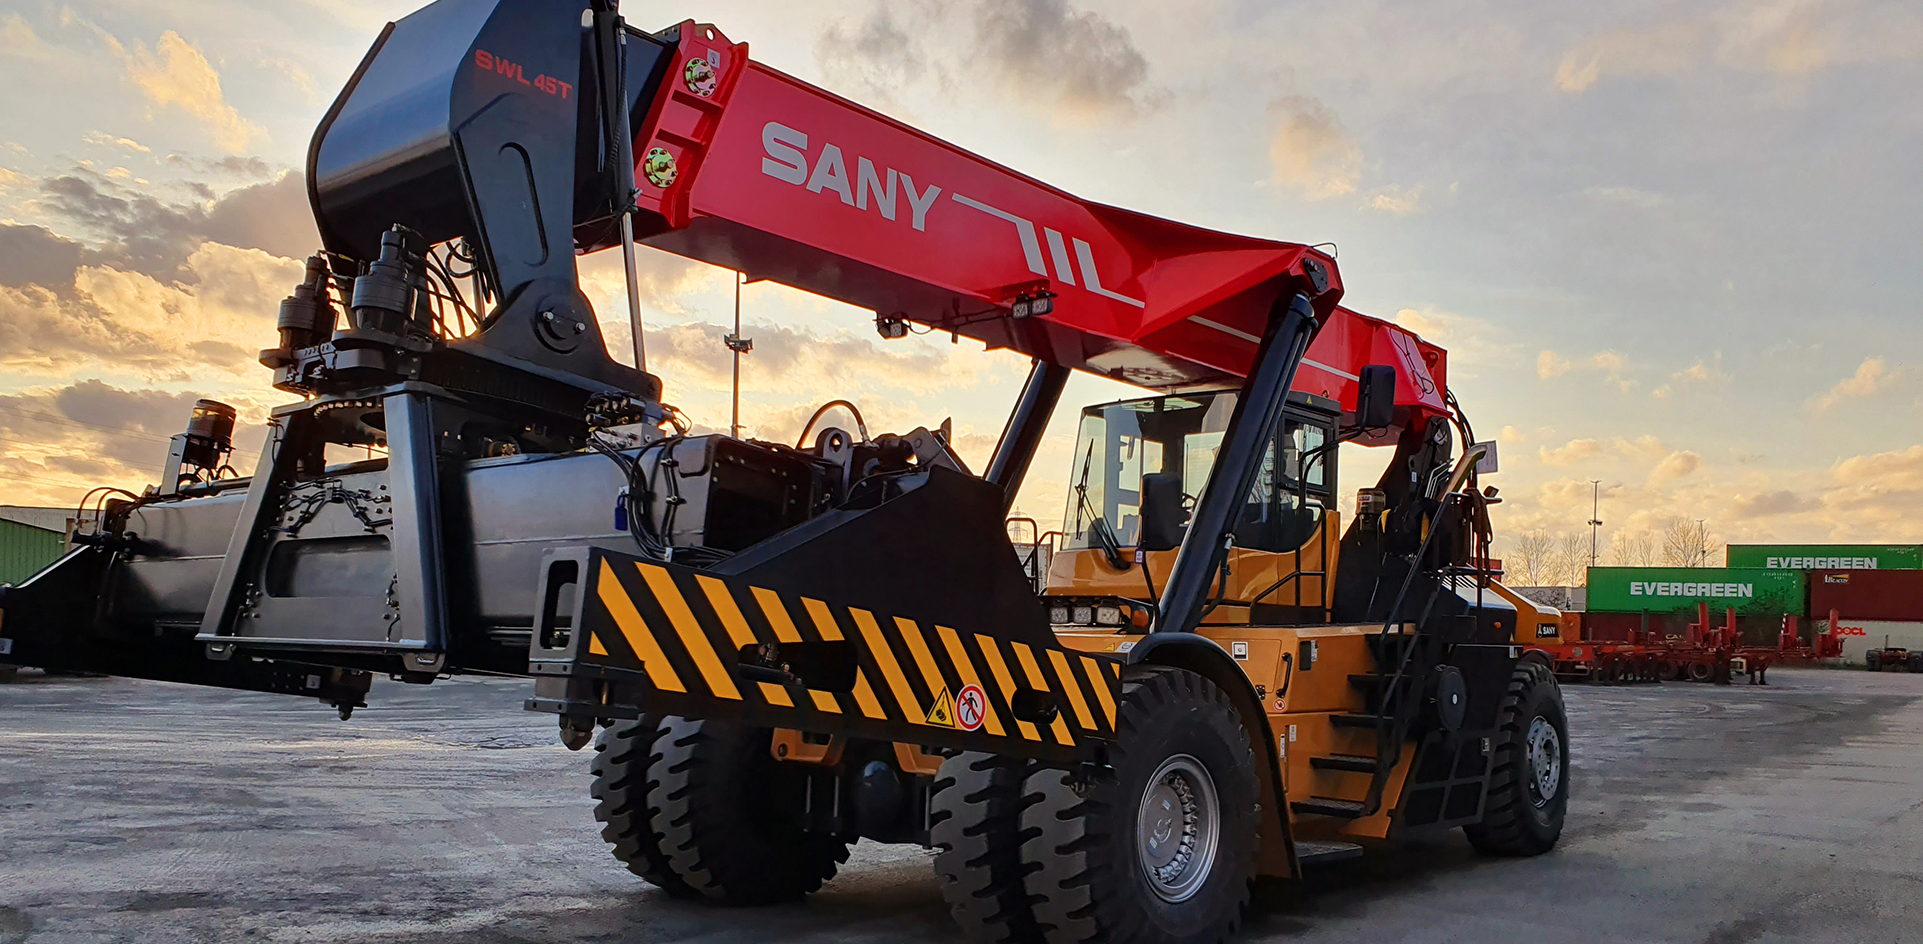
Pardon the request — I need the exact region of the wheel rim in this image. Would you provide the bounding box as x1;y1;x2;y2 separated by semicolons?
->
1135;753;1220;902
1524;716;1562;807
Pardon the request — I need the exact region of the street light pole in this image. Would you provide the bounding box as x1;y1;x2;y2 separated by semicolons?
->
723;271;753;439
1587;479;1602;570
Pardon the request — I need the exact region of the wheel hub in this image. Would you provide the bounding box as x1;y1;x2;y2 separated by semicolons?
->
1525;716;1562;806
1135;754;1220;902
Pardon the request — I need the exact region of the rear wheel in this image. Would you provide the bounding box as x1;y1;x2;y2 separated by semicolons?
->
649;716;850;903
590;716;697;897
1465;660;1568;857
1020;666;1258;944
1687;661;1713;682
930;752;1040;942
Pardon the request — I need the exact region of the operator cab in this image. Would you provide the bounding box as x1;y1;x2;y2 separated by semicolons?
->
1045;389;1341;628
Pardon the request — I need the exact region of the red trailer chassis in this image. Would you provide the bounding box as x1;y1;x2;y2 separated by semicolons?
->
1528;606;1841;686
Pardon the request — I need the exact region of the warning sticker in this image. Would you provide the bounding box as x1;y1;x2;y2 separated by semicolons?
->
925;686;957;727
955;684;987;732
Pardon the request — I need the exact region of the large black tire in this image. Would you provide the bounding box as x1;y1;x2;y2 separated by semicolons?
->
1465;660;1568;857
1020;666;1259;944
590;717;697;897
1910;653;1923;673
649;716;850;903
930;752;1040;943
1867;651;1882;672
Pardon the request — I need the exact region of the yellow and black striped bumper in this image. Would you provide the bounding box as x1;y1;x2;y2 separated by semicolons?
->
528;548;1121;763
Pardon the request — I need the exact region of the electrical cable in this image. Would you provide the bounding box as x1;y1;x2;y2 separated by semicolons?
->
586;423;732;567
1444;387;1476;453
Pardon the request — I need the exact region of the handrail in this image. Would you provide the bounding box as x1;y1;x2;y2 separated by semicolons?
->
1358;453;1486;816
1249;568;1327;608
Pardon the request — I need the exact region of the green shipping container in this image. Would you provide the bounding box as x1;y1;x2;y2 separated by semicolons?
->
1725;544;1923;571
0;518;65;586
1586;566;1805;616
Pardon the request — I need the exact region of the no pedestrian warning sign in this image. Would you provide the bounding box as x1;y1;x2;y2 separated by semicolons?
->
955;684;987;732
926;687;957;728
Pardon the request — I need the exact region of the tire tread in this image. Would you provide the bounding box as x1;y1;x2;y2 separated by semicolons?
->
648;716;849;904
1464;661;1566;857
931;752;1042;942
590;717;697;897
1020;665;1255;944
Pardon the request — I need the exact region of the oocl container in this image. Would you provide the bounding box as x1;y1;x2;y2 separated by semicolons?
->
1825;618;1923;665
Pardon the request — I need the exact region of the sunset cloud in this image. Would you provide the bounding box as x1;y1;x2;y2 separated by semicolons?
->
1648;449;1702;483
121;31;263;154
1554;2;1923;93
1810;356;1896;412
1367;185;1424;215
0;0;1917;554
1268;95;1362;199
814;0;1154;121
1539;438;1604;466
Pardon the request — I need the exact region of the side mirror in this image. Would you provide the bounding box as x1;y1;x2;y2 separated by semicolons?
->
1137;473;1186;551
1356;364;1397;430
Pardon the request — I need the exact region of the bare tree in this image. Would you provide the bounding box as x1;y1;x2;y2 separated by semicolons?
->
1512;530;1554;586
1556;532;1591;585
1661;517;1710;567
1609;531;1658;567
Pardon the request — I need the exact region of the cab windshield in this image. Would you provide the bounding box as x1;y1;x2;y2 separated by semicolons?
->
1062;391;1332;554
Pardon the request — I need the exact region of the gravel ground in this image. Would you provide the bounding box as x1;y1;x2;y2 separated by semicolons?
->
2;666;1920;943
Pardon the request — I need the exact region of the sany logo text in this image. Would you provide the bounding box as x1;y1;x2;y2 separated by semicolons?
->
760;121;1144;308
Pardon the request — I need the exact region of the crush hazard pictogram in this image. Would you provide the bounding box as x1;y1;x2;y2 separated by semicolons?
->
925;686;957;727
955;684;987;732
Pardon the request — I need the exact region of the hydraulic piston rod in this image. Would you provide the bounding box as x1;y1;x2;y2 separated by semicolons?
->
1151;291;1319;635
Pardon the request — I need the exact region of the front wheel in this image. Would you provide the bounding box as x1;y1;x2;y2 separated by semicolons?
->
1465;660;1568;857
1020;666;1259;944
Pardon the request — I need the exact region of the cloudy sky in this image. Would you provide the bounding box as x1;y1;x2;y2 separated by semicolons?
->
1;0;1919;568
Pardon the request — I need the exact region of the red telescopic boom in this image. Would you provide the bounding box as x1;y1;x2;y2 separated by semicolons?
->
621;23;1448;433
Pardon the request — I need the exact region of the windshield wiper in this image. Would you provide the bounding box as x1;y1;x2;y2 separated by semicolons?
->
1074;440;1129;570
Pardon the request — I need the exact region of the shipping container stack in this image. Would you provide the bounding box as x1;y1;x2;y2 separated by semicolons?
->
1581;545;1923;665
1582;566;1804;647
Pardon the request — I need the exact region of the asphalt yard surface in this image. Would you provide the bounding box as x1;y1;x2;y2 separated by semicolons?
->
2;666;1920;943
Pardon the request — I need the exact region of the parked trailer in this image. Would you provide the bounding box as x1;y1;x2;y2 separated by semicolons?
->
1525;641;1665;684
1530;609;1843;686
